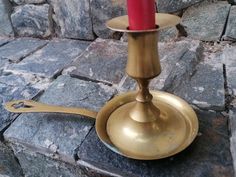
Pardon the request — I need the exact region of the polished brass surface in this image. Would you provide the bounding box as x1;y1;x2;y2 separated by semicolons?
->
127;32;161;79
96;91;199;160
106;13;181;33
4;100;97;119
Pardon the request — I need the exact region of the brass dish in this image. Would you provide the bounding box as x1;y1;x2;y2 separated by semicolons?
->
96;91;198;160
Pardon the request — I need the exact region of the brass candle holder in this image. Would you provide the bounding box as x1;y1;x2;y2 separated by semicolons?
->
5;13;199;160
96;13;198;160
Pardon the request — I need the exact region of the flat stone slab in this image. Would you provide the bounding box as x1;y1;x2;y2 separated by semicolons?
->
157;0;204;13
174;52;225;111
0;38;47;63
67;38;128;85
4;75;116;164
78;110;233;177
224;6;236;41
11;4;52;38
182;1;230;41
6;39;90;78
0;142;23;177
50;0;95;40
0;0;14;37
119;39;202;93
223;46;236;95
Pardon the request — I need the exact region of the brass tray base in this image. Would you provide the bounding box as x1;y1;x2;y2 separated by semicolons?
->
96;91;199;160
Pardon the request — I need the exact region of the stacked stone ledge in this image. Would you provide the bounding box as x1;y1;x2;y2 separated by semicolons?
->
0;0;235;42
0;37;233;176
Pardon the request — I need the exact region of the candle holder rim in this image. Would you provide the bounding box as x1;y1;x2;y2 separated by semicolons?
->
106;13;181;33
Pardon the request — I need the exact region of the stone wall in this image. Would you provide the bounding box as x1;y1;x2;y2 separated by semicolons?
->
1;0;236;41
2;0;235;41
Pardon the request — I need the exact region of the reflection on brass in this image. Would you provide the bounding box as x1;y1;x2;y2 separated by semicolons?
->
4;13;198;160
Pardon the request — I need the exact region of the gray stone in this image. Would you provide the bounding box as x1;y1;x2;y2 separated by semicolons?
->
151;39;202;91
224;6;236;41
91;0;126;38
11;4;52;38
9;143;114;177
229;107;236;174
4;75;116;165
157;0;204;13
50;0;95;40
0;38;47;63
6;39;90;78
159;27;178;42
0;73;40;132
174;52;225;111
228;0;236;5
67;38;128;85
0;0;14;37
223;46;236;95
0;38;11;47
0;142;23;177
78;110;234;177
182;1;231;41
11;0;45;5
119;39;202;93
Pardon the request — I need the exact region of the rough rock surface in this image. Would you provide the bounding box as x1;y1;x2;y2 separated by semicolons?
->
67;38;128;85
50;0;94;40
11;4;52;38
159;27;179;42
4;75;116;172
0;38;47;63
0;38;11;47
223;46;236;95
6;39;90;78
0;0;14;37
224;6;236;41
157;0;204;13
182;1;231;41
0;73;40;132
91;0;126;38
230;107;236;173
174;52;225;110
11;0;46;5
228;0;236;5
0;142;23;177
78;110;233;177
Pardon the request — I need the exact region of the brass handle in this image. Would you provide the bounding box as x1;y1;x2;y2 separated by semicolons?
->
4;100;97;119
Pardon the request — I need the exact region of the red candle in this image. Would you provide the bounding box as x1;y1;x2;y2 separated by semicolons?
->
127;0;156;30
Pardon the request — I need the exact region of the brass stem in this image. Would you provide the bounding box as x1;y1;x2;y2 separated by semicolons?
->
126;31;161;123
135;79;153;103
